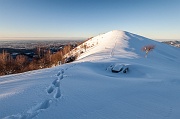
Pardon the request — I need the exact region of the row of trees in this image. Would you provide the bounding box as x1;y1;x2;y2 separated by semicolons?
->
0;45;72;76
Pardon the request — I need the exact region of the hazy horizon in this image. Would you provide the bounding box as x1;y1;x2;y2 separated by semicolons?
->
0;36;179;42
0;37;86;41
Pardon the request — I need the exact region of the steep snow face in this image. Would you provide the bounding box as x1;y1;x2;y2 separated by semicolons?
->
0;30;180;119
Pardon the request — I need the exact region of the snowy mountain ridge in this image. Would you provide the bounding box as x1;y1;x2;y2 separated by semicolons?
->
0;30;180;119
67;30;179;62
66;30;135;60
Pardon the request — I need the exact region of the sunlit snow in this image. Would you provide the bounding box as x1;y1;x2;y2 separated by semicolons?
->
0;30;180;119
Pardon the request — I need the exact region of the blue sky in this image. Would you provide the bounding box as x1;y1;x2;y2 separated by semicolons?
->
0;0;180;41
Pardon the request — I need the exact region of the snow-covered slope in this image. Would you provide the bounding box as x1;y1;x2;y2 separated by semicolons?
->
0;30;180;119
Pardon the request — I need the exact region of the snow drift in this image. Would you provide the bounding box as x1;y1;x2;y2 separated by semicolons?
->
0;30;180;119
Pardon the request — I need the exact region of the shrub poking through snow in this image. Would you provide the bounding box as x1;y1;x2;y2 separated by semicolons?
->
142;45;155;58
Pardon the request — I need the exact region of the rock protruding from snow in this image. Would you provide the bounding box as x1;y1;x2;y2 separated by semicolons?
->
111;64;124;73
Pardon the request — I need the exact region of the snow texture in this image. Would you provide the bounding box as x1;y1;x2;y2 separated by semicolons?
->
0;30;180;119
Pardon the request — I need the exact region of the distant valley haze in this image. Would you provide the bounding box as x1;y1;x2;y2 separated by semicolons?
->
0;37;86;41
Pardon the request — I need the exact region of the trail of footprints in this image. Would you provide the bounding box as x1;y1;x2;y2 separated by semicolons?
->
47;69;64;98
4;69;65;119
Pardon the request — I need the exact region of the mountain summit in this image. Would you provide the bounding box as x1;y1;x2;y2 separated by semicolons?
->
67;30;179;62
1;30;180;119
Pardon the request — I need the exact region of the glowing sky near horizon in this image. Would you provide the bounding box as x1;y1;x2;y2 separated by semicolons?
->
0;0;180;41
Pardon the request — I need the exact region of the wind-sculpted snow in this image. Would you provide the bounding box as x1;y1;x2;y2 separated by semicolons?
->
0;30;180;119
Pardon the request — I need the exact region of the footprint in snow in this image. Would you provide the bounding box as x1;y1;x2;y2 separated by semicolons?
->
37;99;51;110
28;99;51;114
15;100;52;119
54;80;60;87
59;74;63;80
57;71;61;76
3;100;52;119
61;69;64;74
57;69;64;75
52;78;58;85
54;87;61;99
47;85;54;94
4;68;65;119
3;114;21;119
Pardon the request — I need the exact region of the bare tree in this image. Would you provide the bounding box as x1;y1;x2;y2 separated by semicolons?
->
15;55;28;72
142;45;155;58
63;44;71;55
83;43;87;51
